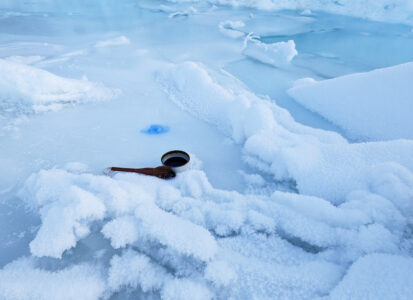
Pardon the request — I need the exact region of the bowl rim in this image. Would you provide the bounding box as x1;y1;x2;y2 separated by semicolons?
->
161;150;190;167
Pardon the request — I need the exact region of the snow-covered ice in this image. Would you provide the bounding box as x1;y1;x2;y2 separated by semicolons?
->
288;62;413;141
1;0;413;299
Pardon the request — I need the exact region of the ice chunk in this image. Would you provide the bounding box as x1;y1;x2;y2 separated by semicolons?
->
27;184;106;258
243;38;297;68
330;254;413;299
94;36;131;48
219;20;245;39
288;62;413;141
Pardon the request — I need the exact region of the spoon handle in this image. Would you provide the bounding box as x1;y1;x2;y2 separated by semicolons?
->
109;167;154;175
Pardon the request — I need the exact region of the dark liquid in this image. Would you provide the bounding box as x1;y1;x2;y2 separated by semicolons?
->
164;157;188;167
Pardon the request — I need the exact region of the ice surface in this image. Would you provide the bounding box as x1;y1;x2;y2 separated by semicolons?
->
1;1;413;299
288;62;413;141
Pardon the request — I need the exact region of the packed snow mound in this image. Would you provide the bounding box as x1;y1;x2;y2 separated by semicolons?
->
159;61;413;205
243;38;297;68
288;62;413;141
0;58;118;114
9;161;412;298
330;254;413;299
14;167;348;299
0;257;105;300
167;0;413;25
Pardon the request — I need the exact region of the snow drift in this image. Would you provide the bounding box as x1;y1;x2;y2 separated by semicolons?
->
288;62;413;141
158;61;413;206
0;58;118;114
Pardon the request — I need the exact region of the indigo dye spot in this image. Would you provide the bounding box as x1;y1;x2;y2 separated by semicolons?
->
141;124;170;135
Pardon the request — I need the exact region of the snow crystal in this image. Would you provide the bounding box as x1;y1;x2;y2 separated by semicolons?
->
0;258;105;300
108;249;168;292
330;254;413;299
204;260;237;287
161;278;213;300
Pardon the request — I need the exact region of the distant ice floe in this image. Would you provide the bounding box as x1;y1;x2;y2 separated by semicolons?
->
167;0;413;25
243;37;297;67
288;62;413;141
0;58;119;115
94;36;131;48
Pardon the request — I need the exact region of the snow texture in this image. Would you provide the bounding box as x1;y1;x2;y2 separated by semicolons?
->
0;258;105;300
330;254;413;299
288;62;413;141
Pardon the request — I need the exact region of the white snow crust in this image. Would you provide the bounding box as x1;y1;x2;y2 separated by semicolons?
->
330;253;413;299
0;58;118;114
0;257;105;300
288;62;413;141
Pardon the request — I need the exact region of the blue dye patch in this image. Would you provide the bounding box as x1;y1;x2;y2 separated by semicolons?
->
141;124;170;135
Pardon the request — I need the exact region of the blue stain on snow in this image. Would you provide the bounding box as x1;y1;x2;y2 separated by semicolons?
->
141;124;170;135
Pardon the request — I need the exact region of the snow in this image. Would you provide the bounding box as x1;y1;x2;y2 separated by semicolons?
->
330;254;413;299
288;62;413;141
1;0;413;299
0;58;118;116
159;61;413;204
0;257;105;300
